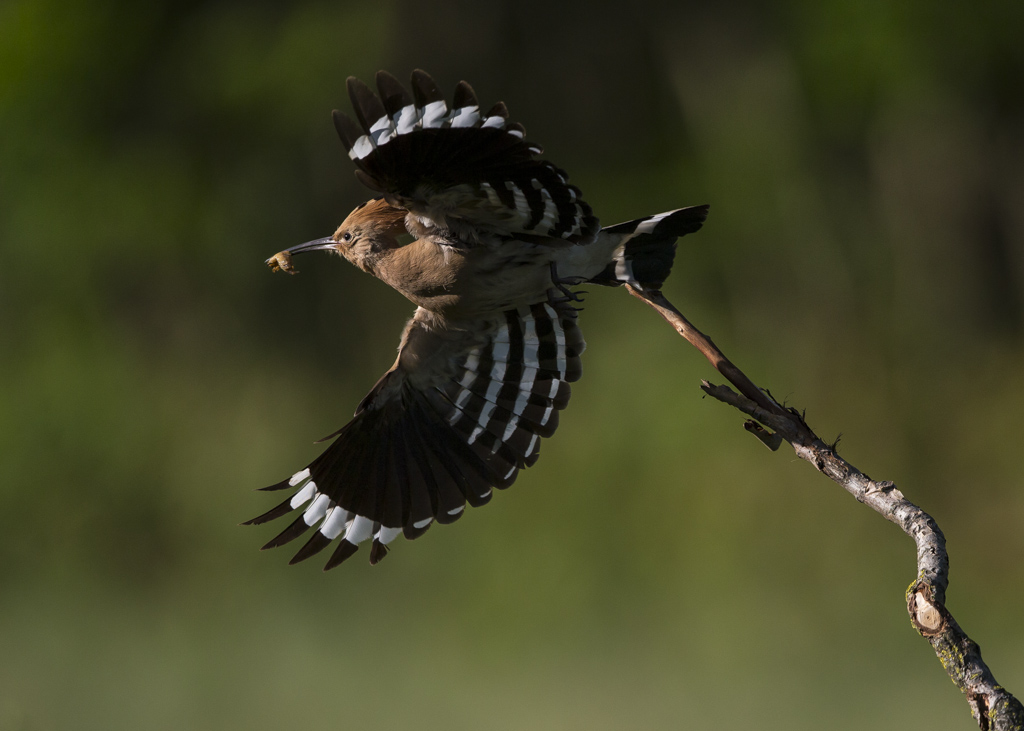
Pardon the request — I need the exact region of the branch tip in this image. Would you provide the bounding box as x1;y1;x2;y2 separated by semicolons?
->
743;420;783;451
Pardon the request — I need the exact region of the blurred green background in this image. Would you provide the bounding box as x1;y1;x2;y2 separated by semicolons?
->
2;0;1022;728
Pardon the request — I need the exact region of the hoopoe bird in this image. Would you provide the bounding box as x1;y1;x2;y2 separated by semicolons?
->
247;70;709;569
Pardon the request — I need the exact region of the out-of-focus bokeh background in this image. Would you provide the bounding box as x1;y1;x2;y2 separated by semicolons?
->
2;0;1022;728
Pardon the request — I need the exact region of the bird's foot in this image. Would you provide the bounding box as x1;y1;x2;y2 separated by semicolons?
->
549;262;587;303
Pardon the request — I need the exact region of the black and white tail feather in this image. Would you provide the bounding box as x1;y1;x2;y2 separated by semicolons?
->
246;302;584;569
591;205;709;292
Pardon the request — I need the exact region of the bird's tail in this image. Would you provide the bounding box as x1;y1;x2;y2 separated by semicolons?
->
588;205;709;291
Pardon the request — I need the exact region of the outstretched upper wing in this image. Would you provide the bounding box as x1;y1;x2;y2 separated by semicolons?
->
331;69;600;245
245;301;585;568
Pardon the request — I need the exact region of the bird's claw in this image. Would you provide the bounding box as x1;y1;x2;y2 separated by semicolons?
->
549;262;586;303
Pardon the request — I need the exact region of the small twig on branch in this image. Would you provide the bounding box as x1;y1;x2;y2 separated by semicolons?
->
626;285;1023;731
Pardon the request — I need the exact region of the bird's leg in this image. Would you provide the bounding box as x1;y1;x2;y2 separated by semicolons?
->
548;262;587;303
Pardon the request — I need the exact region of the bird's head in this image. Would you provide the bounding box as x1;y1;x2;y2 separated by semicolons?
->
266;198;408;275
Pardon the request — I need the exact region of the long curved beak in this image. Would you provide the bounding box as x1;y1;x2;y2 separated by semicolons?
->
281;236;337;256
266;236;337;274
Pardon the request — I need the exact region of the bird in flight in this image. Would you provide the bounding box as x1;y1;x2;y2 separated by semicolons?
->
246;70;708;569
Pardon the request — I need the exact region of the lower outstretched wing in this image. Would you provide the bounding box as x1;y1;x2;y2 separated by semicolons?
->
245;301;585;568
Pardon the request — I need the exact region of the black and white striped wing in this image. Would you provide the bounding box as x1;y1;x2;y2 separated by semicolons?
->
332;70;599;245
245;303;585;569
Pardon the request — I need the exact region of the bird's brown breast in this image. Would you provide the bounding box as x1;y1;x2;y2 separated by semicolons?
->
374;239;555;320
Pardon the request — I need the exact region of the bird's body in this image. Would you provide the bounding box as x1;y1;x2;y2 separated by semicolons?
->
248;70;709;568
338;200;571;320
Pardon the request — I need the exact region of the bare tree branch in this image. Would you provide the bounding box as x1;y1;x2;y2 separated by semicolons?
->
626;285;1024;731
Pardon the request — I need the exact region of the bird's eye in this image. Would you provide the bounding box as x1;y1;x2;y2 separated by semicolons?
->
342;232;352;242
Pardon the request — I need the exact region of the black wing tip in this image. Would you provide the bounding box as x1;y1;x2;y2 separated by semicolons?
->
347;77;387;132
346;75;372;98
376;70;412;113
375;69;402;88
289;531;332;565
485;101;508;119
410;68;443;105
258;478;292;492
453;80;478;108
410;68;435;85
260;516;312;550
244;495;298;526
242;512;274;527
368;538;389;565
323;540;359;571
332;109;363;149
